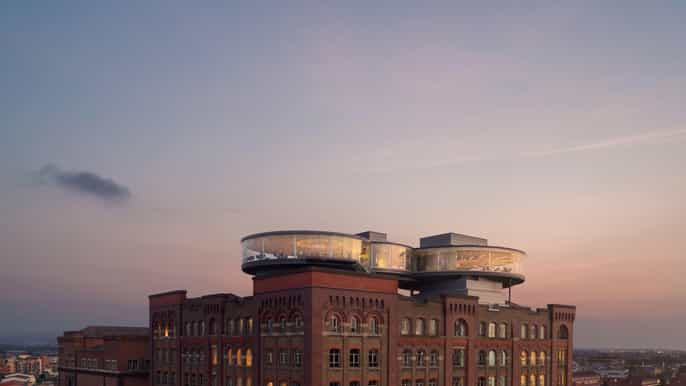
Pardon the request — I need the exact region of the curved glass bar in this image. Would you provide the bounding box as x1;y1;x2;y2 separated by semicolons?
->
242;231;525;280
370;243;412;272
242;232;369;266
413;247;524;275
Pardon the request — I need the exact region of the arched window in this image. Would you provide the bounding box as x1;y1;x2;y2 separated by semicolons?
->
478;351;486;366
236;348;242;367
500;351;507;367
329;315;341;333
237;318;244;335
199;321;206;336
245;349;252;367
163;322;169;338
350;316;360;333
530;351;536;366
400;318;411;335
417;350;426;367
226;348;233;365
415;318;425;335
479;322;487;336
185;322;191;337
530;325;537;340
265;318;273;333
520;351;527;367
430;351;438;367
488;322;497;338
488;350;496;367
279;317;287;332
539;325;546;340
369;317;380;335
455;319;468;337
227;319;234;336
539;375;545;386
429;319;438;336
538;351;545;364
328;349;341;368
498;323;507;338
520;324;528;339
402;349;412;367
558;325;569;339
209;319;216;335
191;321;197;337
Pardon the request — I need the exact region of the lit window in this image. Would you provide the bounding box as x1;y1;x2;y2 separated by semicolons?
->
400;318;411;336
539;351;545;365
488;350;496;367
488;322;496;338
521;351;528;367
245;349;252;367
478;351;486;366
415;318;425;336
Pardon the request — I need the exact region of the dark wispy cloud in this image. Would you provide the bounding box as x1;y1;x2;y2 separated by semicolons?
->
38;164;131;203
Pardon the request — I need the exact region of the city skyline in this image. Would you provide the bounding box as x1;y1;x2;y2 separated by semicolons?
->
2;2;686;350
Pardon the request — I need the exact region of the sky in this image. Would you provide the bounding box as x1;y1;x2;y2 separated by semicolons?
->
1;1;685;349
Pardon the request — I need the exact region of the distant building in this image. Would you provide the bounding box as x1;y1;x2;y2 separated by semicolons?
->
57;326;150;386
0;373;36;386
572;372;601;386
15;355;42;377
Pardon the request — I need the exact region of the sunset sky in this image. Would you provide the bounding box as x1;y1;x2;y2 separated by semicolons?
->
1;2;685;349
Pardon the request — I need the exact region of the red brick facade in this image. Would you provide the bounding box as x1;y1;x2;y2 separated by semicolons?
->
149;268;574;386
57;327;149;386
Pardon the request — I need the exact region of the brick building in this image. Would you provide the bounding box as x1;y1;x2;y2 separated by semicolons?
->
149;230;575;386
57;326;150;386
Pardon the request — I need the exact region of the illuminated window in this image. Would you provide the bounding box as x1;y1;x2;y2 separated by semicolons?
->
246;318;253;335
530;351;537;366
400;318;411;335
236;348;242;367
521;351;528;367
539;352;545;365
488;350;496;367
211;345;218;366
415;318;425;336
226;348;233;365
488;376;496;386
245;349;252;367
488;322;496;338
